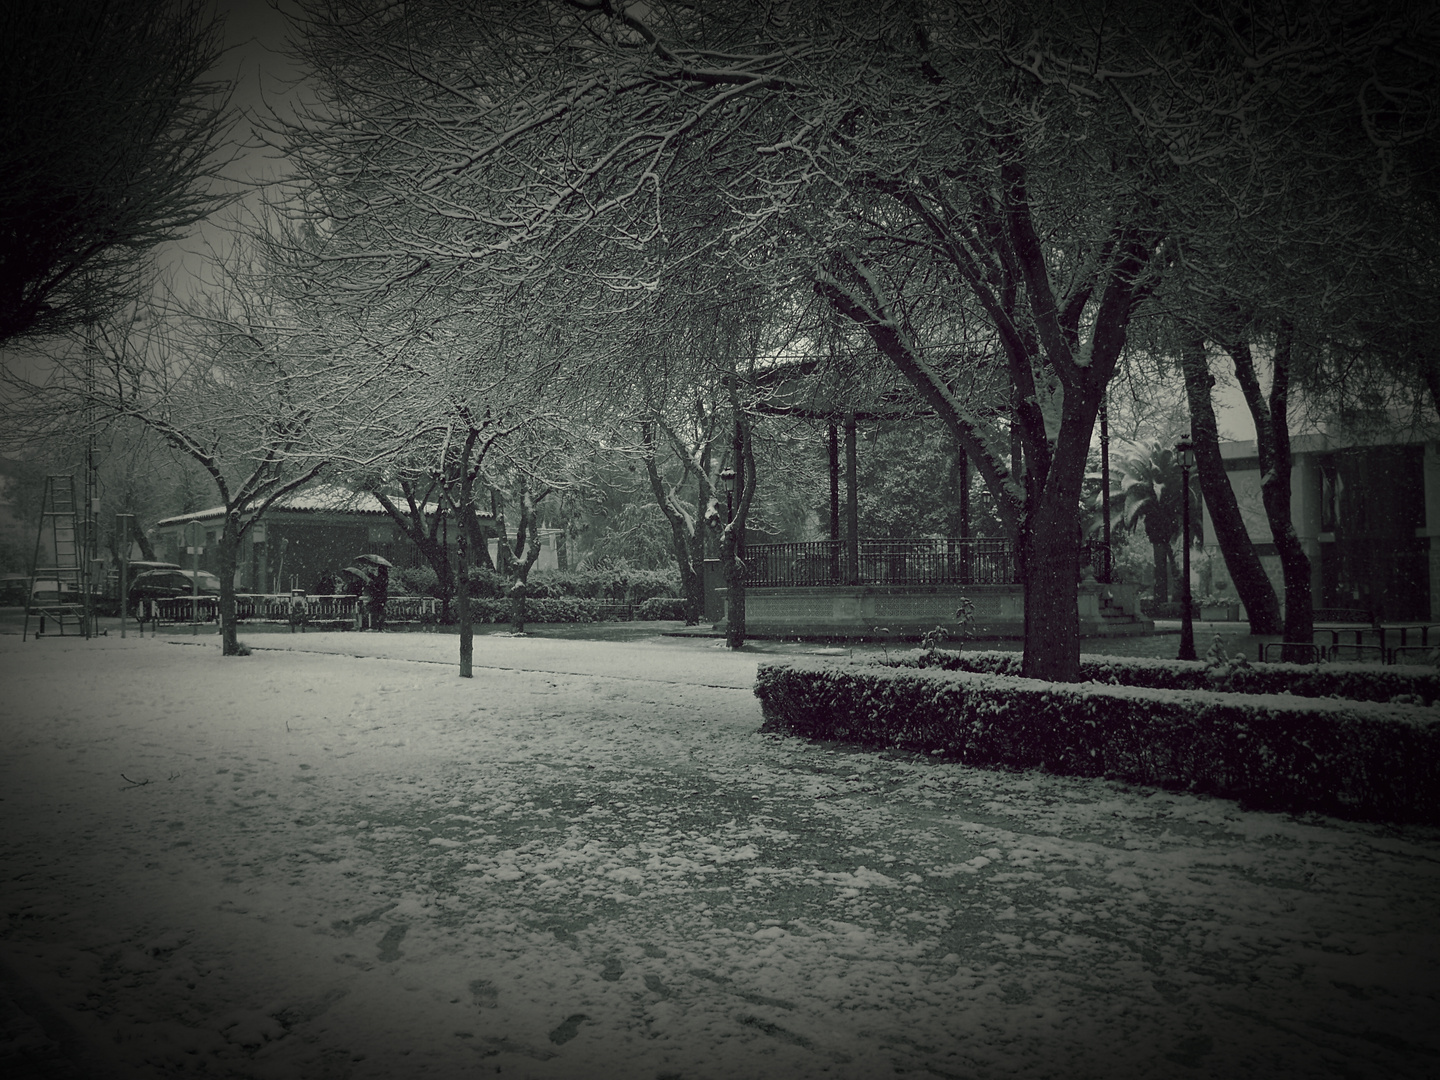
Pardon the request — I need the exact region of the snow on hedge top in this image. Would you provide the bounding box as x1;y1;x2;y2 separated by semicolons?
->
756;656;1440;727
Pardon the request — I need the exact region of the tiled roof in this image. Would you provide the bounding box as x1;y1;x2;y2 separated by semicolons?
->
155;484;481;526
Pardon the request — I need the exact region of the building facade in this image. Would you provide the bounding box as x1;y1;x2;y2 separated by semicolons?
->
1201;430;1439;622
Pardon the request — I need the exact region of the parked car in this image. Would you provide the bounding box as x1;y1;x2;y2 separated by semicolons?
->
0;574;27;607
128;568;223;614
122;561;182;577
29;579;81;606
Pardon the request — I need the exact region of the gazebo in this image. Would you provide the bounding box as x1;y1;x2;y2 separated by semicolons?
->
712;360;1150;640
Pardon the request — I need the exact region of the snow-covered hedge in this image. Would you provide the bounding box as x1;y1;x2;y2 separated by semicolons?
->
754;660;1440;824
891;649;1440;707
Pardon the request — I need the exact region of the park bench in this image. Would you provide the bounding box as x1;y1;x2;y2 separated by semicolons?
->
1258;609;1440;665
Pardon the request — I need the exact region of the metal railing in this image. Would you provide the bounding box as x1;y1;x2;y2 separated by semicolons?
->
742;538;1024;588
140;593;439;626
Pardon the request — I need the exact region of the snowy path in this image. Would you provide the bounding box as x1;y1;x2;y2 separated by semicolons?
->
1;633;1437;1079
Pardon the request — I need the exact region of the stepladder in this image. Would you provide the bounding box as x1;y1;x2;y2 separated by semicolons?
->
24;475;90;639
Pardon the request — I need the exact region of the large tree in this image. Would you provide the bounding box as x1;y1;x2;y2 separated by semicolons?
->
271;0;1164;677
275;0;1434;677
0;0;235;347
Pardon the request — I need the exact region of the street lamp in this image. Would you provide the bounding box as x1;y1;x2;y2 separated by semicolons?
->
719;469;736;524
1175;436;1197;661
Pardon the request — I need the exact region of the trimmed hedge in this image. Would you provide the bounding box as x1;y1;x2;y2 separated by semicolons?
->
893;649;1440;707
754;660;1440;824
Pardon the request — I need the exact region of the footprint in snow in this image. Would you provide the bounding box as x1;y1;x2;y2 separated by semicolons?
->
376;923;407;962
469;978;498;1009
548;1014;588;1045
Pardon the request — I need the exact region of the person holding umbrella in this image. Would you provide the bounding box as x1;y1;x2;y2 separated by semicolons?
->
353;553;393;631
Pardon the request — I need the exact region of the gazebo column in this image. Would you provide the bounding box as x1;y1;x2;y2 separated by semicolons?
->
845;413;859;585
828;421;841;583
956;444;971;583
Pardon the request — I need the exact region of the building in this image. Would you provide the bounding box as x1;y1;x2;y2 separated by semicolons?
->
153;485;565;595
1201;428;1439;622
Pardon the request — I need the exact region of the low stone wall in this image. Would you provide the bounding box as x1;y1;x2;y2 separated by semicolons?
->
719;582;1151;640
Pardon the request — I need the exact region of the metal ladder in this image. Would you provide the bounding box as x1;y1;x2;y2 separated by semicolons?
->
23;475;89;640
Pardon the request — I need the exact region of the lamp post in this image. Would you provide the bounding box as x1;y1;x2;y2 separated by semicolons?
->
1176;437;1197;661
719;469;735;525
718;468;744;648
117;514;134;639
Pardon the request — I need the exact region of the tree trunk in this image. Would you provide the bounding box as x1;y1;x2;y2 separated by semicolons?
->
642;422;703;624
1151;541;1170;603
1225;329;1314;660
1178;336;1282;633
133;524;157;562
455;436;480;678
218;516;242;656
1019;494;1083;683
507;479;546;634
1015;382;1104;682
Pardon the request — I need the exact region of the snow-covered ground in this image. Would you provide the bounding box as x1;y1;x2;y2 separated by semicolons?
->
1;631;1436;1079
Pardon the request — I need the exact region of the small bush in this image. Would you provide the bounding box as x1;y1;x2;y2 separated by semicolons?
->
394;564;440;597
635;596;687;620
465;568;508;599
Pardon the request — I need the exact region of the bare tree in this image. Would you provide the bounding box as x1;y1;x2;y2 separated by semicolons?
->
0;242;336;655
0;0;235;348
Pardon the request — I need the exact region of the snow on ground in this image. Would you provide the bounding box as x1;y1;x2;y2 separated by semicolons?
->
0;630;1437;1079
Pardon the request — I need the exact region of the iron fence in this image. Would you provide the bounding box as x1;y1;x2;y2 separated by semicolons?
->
741;537;1114;588
741;538;1019;587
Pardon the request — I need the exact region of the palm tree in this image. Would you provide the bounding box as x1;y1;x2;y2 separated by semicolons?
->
1110;442;1200;604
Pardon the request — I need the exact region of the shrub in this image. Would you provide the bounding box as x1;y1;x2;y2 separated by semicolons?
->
454;596;604;623
525;567;681;601
393;564;440;598
524;596;602;623
465;567;508;599
754;660;1440;824
464;597;509;622
635;596;687;620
